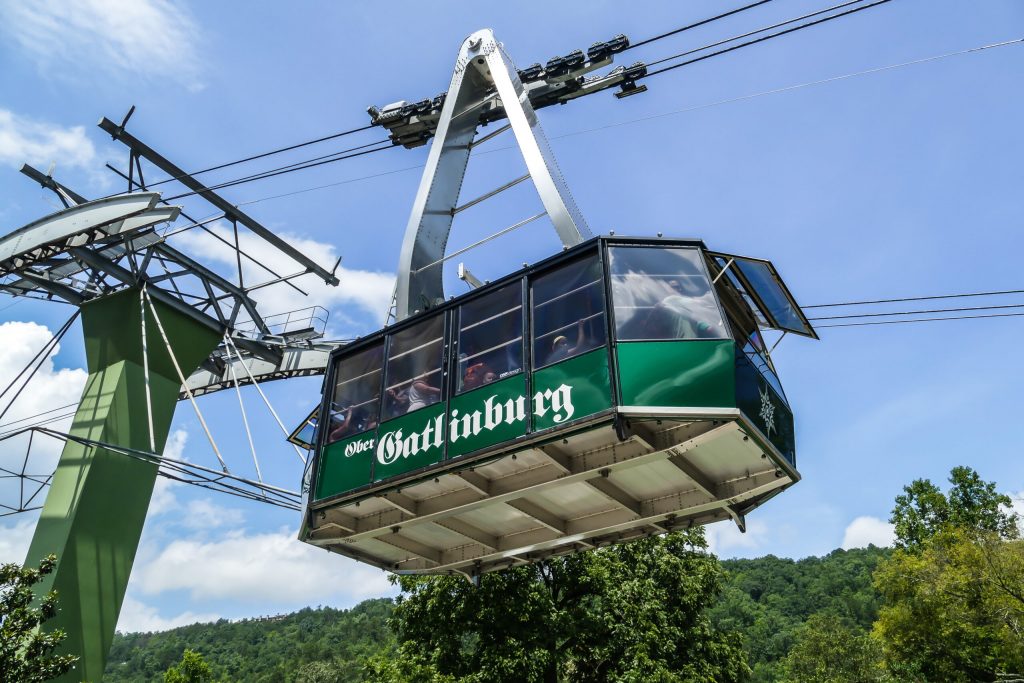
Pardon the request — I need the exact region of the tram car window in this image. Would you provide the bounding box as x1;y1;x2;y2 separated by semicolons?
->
326;342;383;444
383;313;445;420
609;246;727;341
456;283;523;394
531;254;607;368
710;260;788;402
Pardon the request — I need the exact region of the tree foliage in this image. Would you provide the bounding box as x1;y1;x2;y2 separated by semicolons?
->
875;466;1024;681
779;612;884;683
710;547;888;682
0;553;79;683
890;465;1020;549
874;528;1024;681
164;648;212;683
368;529;749;683
105;599;395;682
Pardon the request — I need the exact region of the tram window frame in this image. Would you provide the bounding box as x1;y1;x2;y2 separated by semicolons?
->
608;245;730;342
454;282;525;395
381;312;447;421
323;340;385;445
530;251;609;370
710;257;789;403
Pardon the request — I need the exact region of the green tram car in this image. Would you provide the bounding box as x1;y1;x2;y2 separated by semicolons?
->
300;236;817;575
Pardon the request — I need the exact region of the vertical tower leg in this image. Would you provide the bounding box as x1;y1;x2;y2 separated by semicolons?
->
23;288;221;682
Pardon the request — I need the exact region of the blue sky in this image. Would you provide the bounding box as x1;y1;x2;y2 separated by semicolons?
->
1;0;1022;631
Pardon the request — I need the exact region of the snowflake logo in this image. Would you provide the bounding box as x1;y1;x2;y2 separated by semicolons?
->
758;384;776;439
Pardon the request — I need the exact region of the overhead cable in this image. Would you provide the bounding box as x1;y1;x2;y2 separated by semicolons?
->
643;0;894;79
230;37;1022;209
808;302;1024;321
644;0;880;69
804;285;1024;309
627;0;776;51
816;312;1024;328
145;123;377;189
163;140;396;201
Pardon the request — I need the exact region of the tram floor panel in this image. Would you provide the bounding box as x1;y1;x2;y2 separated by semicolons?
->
305;413;796;575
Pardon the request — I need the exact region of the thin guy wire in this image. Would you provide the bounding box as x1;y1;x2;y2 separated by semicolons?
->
143;289;229;473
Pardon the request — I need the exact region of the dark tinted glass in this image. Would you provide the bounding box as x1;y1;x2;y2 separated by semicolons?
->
610;246;727;341
326;342;383;444
383;314;444;420
457;283;523;394
531;254;607;368
734;259;812;336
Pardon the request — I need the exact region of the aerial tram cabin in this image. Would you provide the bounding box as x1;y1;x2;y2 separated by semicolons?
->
299;236;817;575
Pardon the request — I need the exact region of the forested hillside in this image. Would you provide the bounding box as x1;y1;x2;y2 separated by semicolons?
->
713;547;889;682
104;548;886;682
104;599;395;682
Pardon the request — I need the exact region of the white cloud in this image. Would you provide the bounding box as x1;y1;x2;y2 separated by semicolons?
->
134;527;396;605
116;595;219;633
0;321;87;488
0;109;97;171
0;515;39;565
841;516;895;550
706;518;769;557
172;224;394;334
1011;491;1024;533
0;0;204;90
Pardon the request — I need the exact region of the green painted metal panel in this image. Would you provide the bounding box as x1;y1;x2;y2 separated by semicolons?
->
372;401;447;482
531;348;611;431
447;373;528;458
316;430;376;499
23;288;220;683
616;340;735;408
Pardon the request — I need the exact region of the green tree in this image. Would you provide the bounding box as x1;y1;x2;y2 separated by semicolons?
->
890;465;1019;549
780;612;884;683
874;467;1024;681
0;553;79;682
164;648;212;683
370;529;750;683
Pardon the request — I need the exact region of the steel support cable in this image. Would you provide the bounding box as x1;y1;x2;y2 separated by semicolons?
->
627;0;776;51
222;39;1020;210
644;0;877;68
0;310;80;424
163;141;397;201
806;303;1024;321
642;0;895;79
160;137;389;197
222;333;307;465
25;427;301;510
224;333;264;485
142;288;229;473
0;411;77;441
143;123;377;189
140;287;156;452
816;311;1024;328
803;286;1024;309
0;402;77;428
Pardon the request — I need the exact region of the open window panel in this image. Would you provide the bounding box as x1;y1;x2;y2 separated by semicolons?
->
707;252;818;340
288;406;320;450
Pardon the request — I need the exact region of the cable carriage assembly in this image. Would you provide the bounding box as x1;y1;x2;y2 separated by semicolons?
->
298;29;819;577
